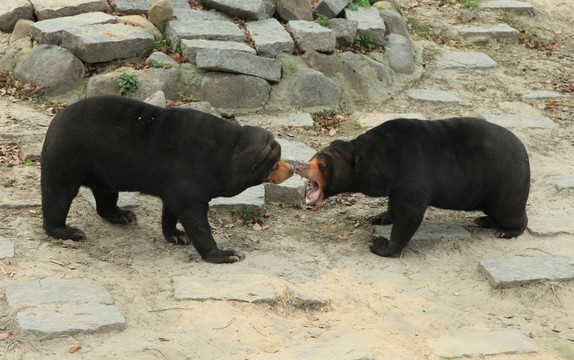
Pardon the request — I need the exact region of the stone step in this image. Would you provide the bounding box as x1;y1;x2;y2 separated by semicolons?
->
201;0;275;21
180;39;256;64
428;330;537;358
375;222;472;242
245;18;295;58
523;90;566;100
0;0;34;33
111;0;148;15
313;0;351;19
479;254;574;288
436;51;498;69
266;336;375;360
527;215;574;236
480;114;556;129
165;19;246;47
547;174;574;191
30;0;110;21
276;139;316;165
405;89;462;103
236;112;314;128
457;23;520;42
286;20;336;53
61;23;155;63
345;6;386;46
266;176;307;207
195;48;282;83
209;184;266;216
480;0;535;14
0;237;15;258
6;278;114;306
173;7;232;21
30;11;117;45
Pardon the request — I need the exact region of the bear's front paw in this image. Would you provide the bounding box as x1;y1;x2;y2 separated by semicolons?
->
164;229;190;245
202;249;245;264
369;236;401;258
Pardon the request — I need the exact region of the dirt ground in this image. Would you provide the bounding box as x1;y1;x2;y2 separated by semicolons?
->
1;0;574;359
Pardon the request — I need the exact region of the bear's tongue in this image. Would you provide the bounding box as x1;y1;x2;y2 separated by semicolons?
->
306;181;320;204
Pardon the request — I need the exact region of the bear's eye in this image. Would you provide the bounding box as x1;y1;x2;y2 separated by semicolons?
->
318;163;326;172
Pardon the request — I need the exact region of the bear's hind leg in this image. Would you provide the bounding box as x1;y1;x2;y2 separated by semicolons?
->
42;183;85;240
92;189;136;224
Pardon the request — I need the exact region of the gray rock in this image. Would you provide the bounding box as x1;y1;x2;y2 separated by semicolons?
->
327;18;359;47
30;0;110;21
0;237;15;258
245;18;295;58
479;254;574;288
523;90;566;100
173;273;277;303
189;72;271;109
345;7;386;46
266;176;307;207
436;52;498;69
547;174;574;191
18;143;42;162
286;20;336;53
149;0;173;32
6;278;114;307
375;221;472;242
384;33;414;74
61;23;154;63
480;0;535;14
0;0;35;32
285;283;327;309
303;50;336;77
276;139;316;165
123;68;180;99
457;23;520;41
30;12;117;45
236;112;314;128
313;0;351;19
428;330;537;357
111;0;148;15
79;187;141;209
406;89;461;103
196;48;282;83
202;0;274;20
276;0;313;22
481;114;556;129
10;19;34;44
16;303;126;340
177;101;219;116
146;51;180;69
352;111;426;128
117;14;162;37
268;336;375;360
180;39;256;64
173;8;232;21
209;184;266;216
460;9;476;23
144;90;167;107
14;45;85;96
336;52;373;97
380;10;412;43
527;216;574;236
290;71;341;107
165;19;246;47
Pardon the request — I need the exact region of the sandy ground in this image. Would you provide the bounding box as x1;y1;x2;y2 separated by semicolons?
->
1;0;574;359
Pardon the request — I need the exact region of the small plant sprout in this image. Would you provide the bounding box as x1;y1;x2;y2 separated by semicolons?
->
314;14;330;28
118;73;138;96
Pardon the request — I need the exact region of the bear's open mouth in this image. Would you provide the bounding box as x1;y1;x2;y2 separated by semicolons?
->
306;180;321;204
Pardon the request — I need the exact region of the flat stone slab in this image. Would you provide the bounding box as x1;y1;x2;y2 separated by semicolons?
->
527;216;574;236
31;12;117;45
180;39;256;64
173;274;278;304
375;222;472;242
202;0;273;21
352;112;426;128
272;336;374;360
30;0;110;21
314;0;351;19
112;0;148;14
0;0;35;33
16;303;126;340
6;278;114;307
196;48;282;83
457;23;520;40
286;20;336;53
481;114;556;129
209;184;266;216
480;0;535;13
265;176;306;207
79;187;140;209
245;18;294;58
61;23;154;63
165;19;246;46
428;330;537;358
0;237;15;258
523;90;566;100
436;52;498;69
547;174;574;191
173;8;232;21
276;139;316;164
405;89;461;103
479;254;574;288
236;112;314;128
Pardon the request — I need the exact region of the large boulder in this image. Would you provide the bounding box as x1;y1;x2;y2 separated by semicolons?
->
290;71;341;107
149;0;173;33
0;1;34;32
14;45;85;96
30;0;110;21
276;0;313;22
189;72;271;109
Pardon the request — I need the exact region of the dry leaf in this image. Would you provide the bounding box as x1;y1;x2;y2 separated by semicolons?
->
69;341;81;353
